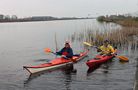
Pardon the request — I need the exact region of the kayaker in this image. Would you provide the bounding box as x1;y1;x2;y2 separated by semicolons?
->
56;41;73;59
97;40;116;56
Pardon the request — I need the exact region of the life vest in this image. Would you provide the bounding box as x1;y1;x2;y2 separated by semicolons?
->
100;44;115;54
62;51;68;56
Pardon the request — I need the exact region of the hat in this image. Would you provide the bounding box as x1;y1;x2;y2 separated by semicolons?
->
65;41;70;45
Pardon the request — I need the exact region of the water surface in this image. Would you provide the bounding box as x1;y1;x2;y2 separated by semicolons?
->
0;19;137;90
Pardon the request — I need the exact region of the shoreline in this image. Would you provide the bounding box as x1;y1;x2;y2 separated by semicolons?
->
97;16;138;27
0;18;94;23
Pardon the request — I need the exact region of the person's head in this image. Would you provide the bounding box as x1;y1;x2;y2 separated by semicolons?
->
65;41;70;48
103;40;109;46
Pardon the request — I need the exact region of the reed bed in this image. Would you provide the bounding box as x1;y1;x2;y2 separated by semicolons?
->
70;27;138;48
116;19;138;27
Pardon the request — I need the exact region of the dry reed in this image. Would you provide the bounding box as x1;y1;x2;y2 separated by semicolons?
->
71;27;138;48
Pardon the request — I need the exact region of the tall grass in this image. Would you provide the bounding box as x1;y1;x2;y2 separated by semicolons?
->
116;19;138;27
70;27;138;48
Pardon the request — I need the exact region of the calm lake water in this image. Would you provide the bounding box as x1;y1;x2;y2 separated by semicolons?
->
0;19;137;90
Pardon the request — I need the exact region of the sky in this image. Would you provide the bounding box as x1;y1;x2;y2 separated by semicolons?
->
0;0;138;18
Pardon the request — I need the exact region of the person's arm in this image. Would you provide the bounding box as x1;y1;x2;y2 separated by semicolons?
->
113;46;117;55
97;46;102;52
56;48;64;55
110;46;115;54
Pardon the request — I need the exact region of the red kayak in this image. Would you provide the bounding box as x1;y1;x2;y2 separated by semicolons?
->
86;55;114;68
23;50;89;74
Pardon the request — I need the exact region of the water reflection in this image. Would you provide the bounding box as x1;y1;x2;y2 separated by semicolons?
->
23;63;76;89
87;65;101;73
34;58;51;62
87;59;114;74
62;69;76;90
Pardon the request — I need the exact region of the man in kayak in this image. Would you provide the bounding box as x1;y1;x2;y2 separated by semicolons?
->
56;41;73;59
97;40;116;56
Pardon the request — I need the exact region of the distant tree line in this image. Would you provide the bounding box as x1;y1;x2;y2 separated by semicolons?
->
0;14;93;23
97;14;138;27
97;14;138;22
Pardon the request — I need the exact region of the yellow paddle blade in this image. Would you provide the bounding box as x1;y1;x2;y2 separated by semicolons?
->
117;56;129;62
83;42;93;47
44;48;52;53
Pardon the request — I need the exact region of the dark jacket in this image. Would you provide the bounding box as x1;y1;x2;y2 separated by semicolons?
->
56;47;73;58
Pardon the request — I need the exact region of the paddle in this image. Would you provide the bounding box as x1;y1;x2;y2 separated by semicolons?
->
44;48;56;55
83;42;93;47
44;48;77;63
116;56;129;62
55;33;58;52
83;42;129;62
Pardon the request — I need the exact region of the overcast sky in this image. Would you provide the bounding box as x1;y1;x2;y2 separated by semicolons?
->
0;0;138;17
